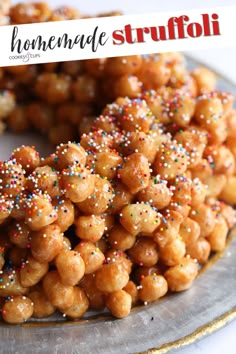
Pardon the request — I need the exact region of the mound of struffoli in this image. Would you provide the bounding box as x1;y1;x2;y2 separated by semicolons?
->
0;2;236;324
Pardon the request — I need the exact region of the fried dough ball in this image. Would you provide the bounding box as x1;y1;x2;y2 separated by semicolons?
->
20;255;48;287
35;73;71;104
27;166;61;198
52;198;74;232
74;241;105;274
75;215;105;242
7;106;31;133
191;67;216;94
55;143;87;170
105;55;142;76
118;152;150;194
0;270;28;297
72;74;98;103
186;237;211;264
76;176;113;215
154;210;183;248
2;296;33;324
164;257;198;292
61;165;96;204
8;220;30;249
190;204;216;238
179;217;200;247
194;94;227;145
42;270;75;309
95;262;129;293
88;150;122;180
128;237;158;267
80;273;106;310
159;238;186;267
207;215;228;252
30;224;63;262
138;275;168;303
120;203;160;236
55;250;85;286
10;2;51;24
11;146;40;174
28;287;56;318
0;90;16;120
123;281;138;305
26;102;54;133
106;290;132;318
108;224;136;251
153;142;188;180
61;287;89;319
108;180;134;214
0;161;25;197
137;56;171;90
25;193;58;231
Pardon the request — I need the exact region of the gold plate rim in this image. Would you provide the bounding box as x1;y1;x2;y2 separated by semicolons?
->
140;307;236;354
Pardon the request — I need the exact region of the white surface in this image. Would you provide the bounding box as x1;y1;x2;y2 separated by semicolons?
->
7;1;236;353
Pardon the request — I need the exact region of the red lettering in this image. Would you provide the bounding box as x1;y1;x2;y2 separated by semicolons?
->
124;24;135;44
212;13;220;35
112;30;125;45
202;14;211;36
187;22;202;37
136;27;145;43
175;15;189;39
159;26;167;40
150;27;159;41
167;17;177;40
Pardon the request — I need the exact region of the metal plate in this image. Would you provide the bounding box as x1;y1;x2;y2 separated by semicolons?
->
0;57;236;354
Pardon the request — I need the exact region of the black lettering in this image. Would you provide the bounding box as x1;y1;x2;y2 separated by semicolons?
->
11;26;23;54
89;26;98;52
99;32;108;46
23;39;30;51
74;34;81;45
47;36;56;50
79;34;86;49
31;36;47;51
10;24;109;56
57;33;73;49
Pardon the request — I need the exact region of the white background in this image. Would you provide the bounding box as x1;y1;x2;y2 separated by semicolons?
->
9;1;236;353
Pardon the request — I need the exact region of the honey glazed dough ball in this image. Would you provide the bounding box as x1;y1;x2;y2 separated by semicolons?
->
105;249;132;275
10;2;51;24
138;275;168;303
74;241;105;274
106;290;132;318
28;287;56;318
61;164;96;203
95;262;129;293
76;176;114;215
42;270;75;310
35;73;71;104
52;198;74;232
24;193;58;231
118;152;150;194
11;146;40;174
30;224;64;263
20;255;49;288
26;102;55;134
62;286;89;319
80;273;107;310
7;105;31;133
55;249;85;286
55;143;87;170
2;296;34;324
